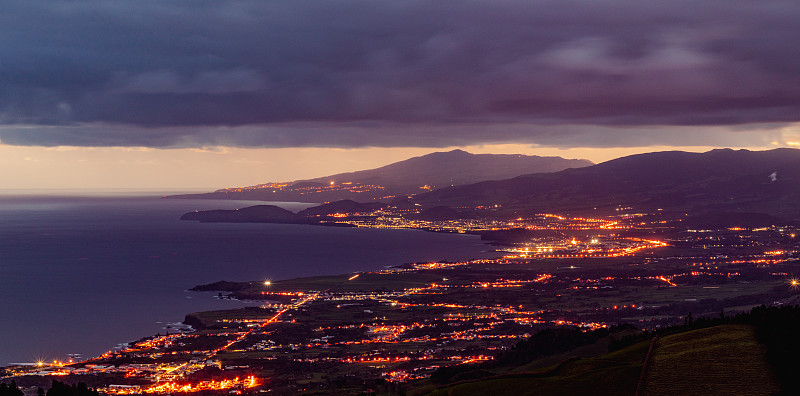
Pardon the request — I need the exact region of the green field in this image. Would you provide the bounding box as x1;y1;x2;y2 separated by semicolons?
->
418;324;778;396
420;340;649;396
264;271;445;292
641;324;778;396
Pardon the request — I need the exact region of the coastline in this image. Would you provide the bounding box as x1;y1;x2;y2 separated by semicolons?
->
0;195;493;365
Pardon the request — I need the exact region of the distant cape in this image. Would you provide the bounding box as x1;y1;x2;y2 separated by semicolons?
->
165;149;592;203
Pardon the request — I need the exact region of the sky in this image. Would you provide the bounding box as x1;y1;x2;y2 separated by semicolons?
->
1;0;799;190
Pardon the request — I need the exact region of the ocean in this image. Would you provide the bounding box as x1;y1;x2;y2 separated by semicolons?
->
0;194;494;365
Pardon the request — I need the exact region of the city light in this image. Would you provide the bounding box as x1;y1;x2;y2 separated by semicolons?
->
105;376;259;394
6;208;796;392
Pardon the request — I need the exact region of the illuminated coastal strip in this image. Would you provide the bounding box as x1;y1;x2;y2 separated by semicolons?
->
209;293;319;359
105;376;258;395
148;292;321;389
100;293;323;394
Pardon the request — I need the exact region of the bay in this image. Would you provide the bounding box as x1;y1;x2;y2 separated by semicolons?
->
0;195;494;365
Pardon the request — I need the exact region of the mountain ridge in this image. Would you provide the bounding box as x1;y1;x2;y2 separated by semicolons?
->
165;149;592;203
301;149;593;188
412;148;800;219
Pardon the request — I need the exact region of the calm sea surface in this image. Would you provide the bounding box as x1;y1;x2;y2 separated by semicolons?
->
0;195;494;365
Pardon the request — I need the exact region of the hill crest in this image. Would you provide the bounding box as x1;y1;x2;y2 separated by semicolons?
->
413;148;800;220
166;149;592;203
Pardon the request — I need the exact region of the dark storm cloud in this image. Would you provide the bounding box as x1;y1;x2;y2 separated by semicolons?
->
1;0;798;148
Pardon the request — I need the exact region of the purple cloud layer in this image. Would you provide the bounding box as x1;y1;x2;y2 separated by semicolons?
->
1;0;798;148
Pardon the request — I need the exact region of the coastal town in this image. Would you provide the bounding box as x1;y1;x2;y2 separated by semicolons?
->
3;209;798;394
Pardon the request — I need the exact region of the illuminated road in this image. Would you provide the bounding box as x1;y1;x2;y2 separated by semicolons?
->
157;274;360;382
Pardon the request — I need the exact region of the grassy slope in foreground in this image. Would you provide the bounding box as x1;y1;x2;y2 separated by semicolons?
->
423;324;777;396
423;339;648;396
641;324;779;396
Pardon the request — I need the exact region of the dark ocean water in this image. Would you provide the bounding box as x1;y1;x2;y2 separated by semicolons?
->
0;195;494;365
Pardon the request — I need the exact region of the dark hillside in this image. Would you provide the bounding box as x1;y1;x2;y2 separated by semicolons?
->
415;148;800;219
